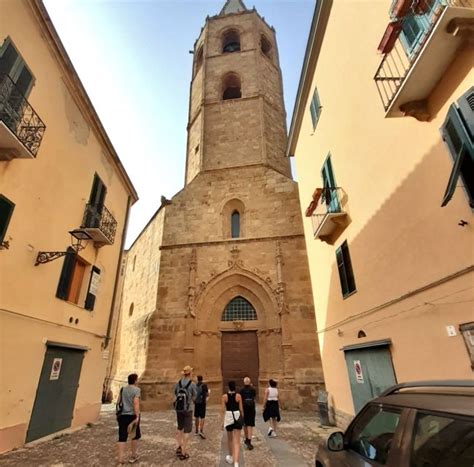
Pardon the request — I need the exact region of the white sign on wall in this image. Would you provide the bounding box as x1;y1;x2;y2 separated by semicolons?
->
354;360;364;384
89;271;101;295
50;358;63;380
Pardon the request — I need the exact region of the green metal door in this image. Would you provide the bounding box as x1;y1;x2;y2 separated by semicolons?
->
344;345;396;413
26;345;85;442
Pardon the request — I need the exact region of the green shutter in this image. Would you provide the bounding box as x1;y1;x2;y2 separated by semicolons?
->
56;248;76;300
440;103;474;207
0;194;15;243
310;87;321;130
336;241;356;298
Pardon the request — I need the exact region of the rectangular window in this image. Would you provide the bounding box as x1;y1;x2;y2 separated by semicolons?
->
336;240;356;298
459;322;474;369
83;174;107;228
0;38;34;96
56;249;96;309
310;87;321;130
0;194;15;244
321;154;340;213
440;89;474;208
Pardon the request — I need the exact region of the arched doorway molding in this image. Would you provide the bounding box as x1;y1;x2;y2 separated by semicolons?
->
194;264;280;332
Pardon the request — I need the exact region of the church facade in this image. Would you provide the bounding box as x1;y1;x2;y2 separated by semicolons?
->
110;0;324;409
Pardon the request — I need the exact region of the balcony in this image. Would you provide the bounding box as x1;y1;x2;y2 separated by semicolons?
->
0;74;46;159
374;0;474;120
306;187;349;243
81;203;117;245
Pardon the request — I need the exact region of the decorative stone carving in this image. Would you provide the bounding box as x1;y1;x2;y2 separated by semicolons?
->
187;249;197;318
275;242;288;315
233;320;244;330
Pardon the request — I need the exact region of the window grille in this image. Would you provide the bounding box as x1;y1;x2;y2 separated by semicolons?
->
222;296;257;321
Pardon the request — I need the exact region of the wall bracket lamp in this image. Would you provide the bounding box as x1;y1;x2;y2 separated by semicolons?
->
35;229;92;266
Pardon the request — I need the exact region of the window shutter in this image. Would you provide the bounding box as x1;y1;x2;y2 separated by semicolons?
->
336;246;348;296
0;42;19;76
341;242;356;293
457;86;474;142
440;104;474;207
56;247;76;300
15;65;33;96
0;194;15;244
85;266;101;311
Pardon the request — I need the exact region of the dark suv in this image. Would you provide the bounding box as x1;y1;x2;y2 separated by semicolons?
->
315;381;474;467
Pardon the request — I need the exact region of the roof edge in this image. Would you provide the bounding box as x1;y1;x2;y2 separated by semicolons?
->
286;0;332;158
30;0;139;203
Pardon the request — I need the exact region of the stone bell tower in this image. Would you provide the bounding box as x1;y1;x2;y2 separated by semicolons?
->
112;0;324;411
185;0;291;183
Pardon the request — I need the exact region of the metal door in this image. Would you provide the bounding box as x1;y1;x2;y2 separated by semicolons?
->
344;345;396;413
26;345;85;442
221;331;259;395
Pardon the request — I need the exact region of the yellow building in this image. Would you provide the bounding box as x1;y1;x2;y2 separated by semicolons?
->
287;0;473;427
0;0;137;452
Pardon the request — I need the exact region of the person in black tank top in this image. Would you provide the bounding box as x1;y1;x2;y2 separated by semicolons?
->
221;381;243;467
240;376;256;450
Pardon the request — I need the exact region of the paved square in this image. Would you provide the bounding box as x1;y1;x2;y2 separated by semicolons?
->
0;407;336;466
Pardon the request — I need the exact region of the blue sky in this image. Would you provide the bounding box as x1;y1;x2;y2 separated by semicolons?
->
43;0;315;247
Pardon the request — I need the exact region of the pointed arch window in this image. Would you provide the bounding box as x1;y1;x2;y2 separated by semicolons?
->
222;296;257;321
260;34;272;59
222;29;241;53
194;46;204;76
223;73;241;100
231;210;240;238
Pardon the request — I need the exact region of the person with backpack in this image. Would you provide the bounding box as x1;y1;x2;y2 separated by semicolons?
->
116;373;141;464
240;376;256;450
194;375;210;439
174;365;197;461
222;380;244;467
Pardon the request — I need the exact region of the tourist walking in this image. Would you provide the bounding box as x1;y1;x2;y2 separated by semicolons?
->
222;380;244;467
174;365;197;461
240;376;256;450
116;373;141;464
194;375;210;438
263;379;281;437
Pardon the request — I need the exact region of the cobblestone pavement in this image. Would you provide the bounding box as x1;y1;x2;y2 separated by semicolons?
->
0;407;337;467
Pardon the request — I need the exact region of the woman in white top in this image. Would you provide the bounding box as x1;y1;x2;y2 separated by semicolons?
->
263;379;281;437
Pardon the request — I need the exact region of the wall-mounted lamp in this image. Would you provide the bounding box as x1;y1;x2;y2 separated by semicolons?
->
35;229;92;266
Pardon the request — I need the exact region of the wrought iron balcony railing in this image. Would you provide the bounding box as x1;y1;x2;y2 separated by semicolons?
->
81;203;117;245
374;0;473;115
307;187;348;241
0;74;46;157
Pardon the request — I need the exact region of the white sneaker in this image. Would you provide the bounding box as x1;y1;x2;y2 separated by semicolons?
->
267;428;273;436
234;463;239;467
270;431;277;438
225;455;233;464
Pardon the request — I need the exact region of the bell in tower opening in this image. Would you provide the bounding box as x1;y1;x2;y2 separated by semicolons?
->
111;0;324;411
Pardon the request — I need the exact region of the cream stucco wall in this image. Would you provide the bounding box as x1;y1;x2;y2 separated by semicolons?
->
0;0;135;452
292;0;474;424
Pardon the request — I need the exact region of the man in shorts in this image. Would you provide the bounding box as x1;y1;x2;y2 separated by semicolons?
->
174;365;197;460
194;375;210;438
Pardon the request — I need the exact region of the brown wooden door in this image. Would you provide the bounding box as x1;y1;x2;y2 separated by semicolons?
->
221;331;259;396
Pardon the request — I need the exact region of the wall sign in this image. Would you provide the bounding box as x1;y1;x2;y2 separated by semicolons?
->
50;358;63;380
354;360;364;384
89;270;101;295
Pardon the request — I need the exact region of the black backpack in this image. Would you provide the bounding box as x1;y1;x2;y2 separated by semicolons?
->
174;380;192;412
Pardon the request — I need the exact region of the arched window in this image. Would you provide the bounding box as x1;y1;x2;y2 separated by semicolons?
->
222;29;241;53
261;34;272;59
223;73;241;100
194;46;203;76
357;330;366;338
222;296;257;321
231;210;240;238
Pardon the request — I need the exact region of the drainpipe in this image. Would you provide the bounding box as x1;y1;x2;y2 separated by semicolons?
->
104;195;131;349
